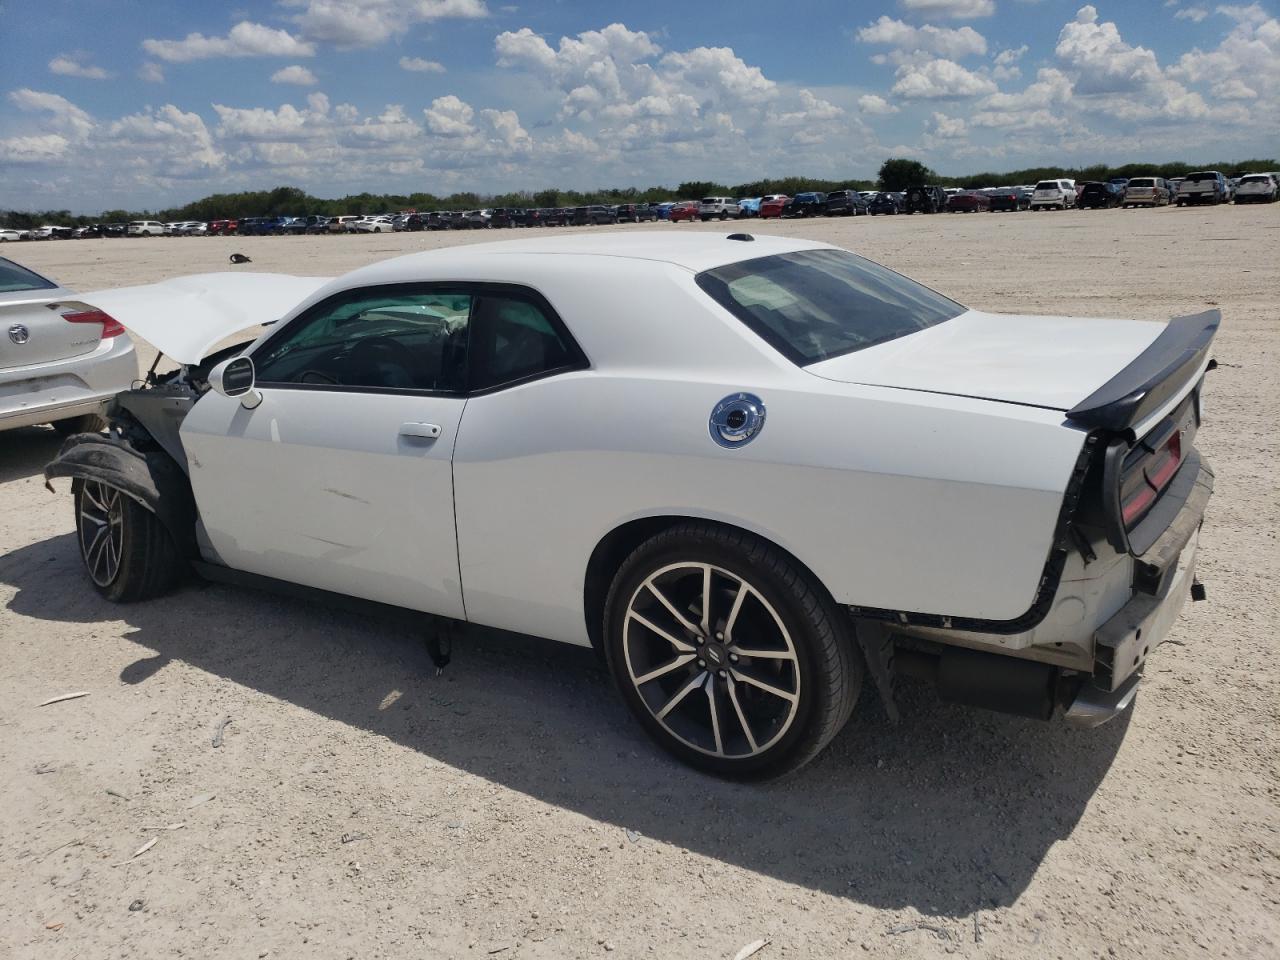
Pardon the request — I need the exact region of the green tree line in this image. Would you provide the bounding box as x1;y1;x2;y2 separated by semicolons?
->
3;158;1275;228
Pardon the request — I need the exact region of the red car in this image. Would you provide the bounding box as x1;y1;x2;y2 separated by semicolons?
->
208;219;239;235
946;191;990;213
668;201;700;223
759;195;789;219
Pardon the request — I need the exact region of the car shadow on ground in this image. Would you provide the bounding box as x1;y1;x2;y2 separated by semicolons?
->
1;532;1129;917
0;426;63;484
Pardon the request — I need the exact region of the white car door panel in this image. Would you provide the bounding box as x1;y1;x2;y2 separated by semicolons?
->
181;387;467;618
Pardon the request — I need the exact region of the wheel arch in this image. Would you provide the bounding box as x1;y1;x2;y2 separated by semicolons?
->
581;514;831;657
45;433;199;559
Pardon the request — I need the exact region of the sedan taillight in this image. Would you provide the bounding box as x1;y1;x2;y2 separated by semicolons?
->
64;309;125;339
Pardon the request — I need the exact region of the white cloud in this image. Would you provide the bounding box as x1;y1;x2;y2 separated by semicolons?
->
399;56;447;73
991;43;1027;79
1174;7;1209;21
0;133;71;163
1055;5;1214;119
282;0;489;47
424;94;475;136
271;65;319;85
142;22;316;63
927;111;967;138
8;88;95;139
137;62;165;83
892;58;997;98
858;93;900;114
48;54;110;80
858;16;988;59
1171;4;1280;103
898;0;996;19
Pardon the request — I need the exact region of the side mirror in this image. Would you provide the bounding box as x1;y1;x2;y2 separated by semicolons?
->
208;356;262;409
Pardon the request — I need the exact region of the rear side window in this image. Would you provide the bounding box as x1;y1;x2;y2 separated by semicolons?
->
0;257;56;293
697;249;964;366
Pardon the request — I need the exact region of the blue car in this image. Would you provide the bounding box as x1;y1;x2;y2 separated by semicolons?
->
736;197;762;218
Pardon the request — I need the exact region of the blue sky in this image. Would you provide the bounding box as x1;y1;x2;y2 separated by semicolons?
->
1;0;1276;211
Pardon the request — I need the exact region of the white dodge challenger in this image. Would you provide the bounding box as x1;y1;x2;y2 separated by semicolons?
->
47;233;1215;777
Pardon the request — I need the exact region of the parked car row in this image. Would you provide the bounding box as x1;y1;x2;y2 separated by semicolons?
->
5;172;1276;242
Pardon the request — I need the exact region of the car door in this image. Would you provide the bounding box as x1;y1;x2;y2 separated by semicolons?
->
179;284;474;618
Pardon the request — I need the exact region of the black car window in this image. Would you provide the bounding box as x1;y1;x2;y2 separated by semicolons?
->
698;249;964;366
254;286;473;392
467;293;581;391
0;257;57;293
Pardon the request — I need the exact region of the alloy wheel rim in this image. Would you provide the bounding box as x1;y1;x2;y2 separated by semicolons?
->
79;481;124;587
623;562;801;759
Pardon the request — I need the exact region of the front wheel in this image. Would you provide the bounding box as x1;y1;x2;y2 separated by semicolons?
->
74;479;184;602
603;523;861;779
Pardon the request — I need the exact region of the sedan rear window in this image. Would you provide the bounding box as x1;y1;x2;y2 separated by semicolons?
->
696;249;964;366
1035;181;1059;190
0;257;57;293
1128;178;1155;187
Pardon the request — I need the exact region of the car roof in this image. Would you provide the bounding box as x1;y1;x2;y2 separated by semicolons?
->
345;232;832;280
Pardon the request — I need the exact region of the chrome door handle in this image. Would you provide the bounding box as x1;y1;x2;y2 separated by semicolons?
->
399;422;442;439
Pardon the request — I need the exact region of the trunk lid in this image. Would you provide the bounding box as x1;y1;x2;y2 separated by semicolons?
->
805;309;1165;412
0;288;102;370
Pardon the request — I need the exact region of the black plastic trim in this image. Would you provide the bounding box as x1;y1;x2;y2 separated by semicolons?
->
1067;309;1219;432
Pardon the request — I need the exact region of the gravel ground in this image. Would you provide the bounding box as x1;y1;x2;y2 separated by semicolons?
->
1;206;1276;959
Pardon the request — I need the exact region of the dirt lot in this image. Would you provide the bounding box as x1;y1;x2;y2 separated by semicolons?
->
1;207;1276;959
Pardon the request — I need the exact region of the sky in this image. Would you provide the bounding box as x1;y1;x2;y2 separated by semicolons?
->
1;0;1277;212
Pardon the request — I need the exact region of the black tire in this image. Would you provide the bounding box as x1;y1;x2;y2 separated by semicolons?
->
73;479;184;602
52;412;107;435
603;522;862;779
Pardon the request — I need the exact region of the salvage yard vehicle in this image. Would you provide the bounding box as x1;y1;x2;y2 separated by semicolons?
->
1232;173;1278;203
46;234;1216;779
1031;179;1077;210
946;190;990;213
903;185;947;214
1176;171;1227;206
0;256;135;434
1122;178;1171;207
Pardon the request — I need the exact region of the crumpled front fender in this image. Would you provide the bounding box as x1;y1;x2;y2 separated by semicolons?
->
45;433;198;559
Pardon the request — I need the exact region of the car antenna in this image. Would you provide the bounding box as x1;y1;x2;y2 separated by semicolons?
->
726;233;754;242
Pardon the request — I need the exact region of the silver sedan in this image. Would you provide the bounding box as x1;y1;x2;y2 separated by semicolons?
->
0;257;136;434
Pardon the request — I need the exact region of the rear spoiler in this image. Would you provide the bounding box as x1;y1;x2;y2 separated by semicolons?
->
1066;309;1219;432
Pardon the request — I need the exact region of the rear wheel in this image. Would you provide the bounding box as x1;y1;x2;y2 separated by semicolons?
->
604;523;861;779
74;480;183;602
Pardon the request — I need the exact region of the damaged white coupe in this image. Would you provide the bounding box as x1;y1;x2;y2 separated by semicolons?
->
46;233;1216;777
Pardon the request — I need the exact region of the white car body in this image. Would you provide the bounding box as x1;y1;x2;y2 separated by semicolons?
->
1031;179;1076;209
1234;174;1278;203
0;257;136;432
698;197;740;220
353;216;394;233
50;233;1215;771
128;220;165;237
0;228;26;242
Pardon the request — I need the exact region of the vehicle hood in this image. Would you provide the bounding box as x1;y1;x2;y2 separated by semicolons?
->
805;309;1165;412
82;272;332;365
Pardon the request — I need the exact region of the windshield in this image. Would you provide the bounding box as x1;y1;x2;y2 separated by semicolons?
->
0;257;57;293
696;248;964;366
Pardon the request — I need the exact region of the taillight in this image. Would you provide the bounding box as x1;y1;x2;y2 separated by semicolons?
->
64;309;125;339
